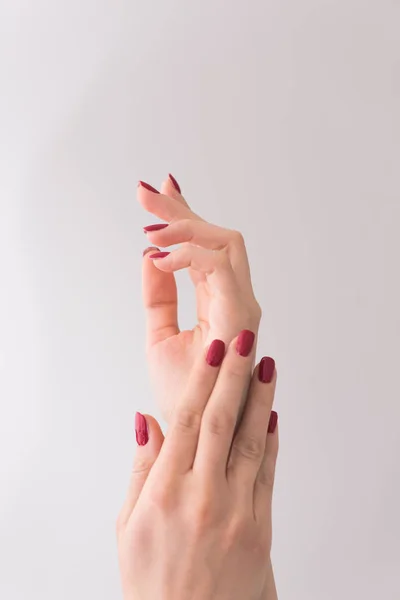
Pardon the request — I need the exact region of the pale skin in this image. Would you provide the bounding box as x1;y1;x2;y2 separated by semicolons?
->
117;175;279;598
139;176;262;422
117;333;279;600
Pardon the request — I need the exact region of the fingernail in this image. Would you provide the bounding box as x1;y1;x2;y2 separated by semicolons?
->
138;181;160;194
168;173;181;194
236;329;255;357
149;251;170;259
144;223;169;233
206;339;226;367
135;412;149;446
268;411;278;434
258;356;275;383
143;246;159;257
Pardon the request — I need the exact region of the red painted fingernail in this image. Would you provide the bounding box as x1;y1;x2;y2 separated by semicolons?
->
148;251;170;259
143;246;159;257
169;173;181;194
258;357;275;383
206;339;226;367
236;329;255;357
268;411;278;434
144;223;169;233
135;412;149;446
138;181;160;194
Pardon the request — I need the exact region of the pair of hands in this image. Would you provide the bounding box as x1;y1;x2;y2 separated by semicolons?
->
117;175;279;599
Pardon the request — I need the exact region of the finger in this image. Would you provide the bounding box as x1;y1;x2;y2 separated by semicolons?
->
149;245;255;342
142;246;179;349
228;358;277;494
153;338;226;475
160;174;191;208
148;245;239;297
254;415;279;525
117;413;164;531
138;181;201;223
144;219;254;296
139;179;258;315
193;329;257;477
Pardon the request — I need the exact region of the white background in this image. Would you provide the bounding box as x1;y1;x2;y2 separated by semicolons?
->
1;1;399;598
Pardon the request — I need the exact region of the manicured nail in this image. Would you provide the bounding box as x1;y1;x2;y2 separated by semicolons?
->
143;223;169;233
236;329;255;357
206;339;226;367
258;356;276;383
268;411;278;434
143;246;159;257
135;412;149;446
169;173;181;194
148;251;170;259
138;181;160;194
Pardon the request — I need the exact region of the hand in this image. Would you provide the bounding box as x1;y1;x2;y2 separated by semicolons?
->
138;175;262;422
117;331;278;600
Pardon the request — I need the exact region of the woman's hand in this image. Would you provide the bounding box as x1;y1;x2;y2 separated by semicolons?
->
117;331;278;600
138;175;262;422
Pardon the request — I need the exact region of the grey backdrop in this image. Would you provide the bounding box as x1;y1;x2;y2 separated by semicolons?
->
1;1;399;599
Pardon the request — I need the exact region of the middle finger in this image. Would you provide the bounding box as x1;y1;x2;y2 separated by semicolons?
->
145;218;253;295
193;329;257;478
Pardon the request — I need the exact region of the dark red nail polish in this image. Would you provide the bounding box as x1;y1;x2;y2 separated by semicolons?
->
258;357;275;383
236;330;255;357
169;173;181;194
144;223;169;233
143;246;160;256
135;412;149;446
268;411;278;434
138;181;160;194
149;251;170;259
206;339;226;367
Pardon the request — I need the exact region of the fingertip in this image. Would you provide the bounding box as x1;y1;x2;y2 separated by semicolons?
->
138;180;160;194
258;357;276;384
206;339;226;367
135;412;149;446
135;413;165;448
148;251;171;260
160;175;190;208
235;329;256;357
268;411;278;434
143;246;160;257
168;173;181;194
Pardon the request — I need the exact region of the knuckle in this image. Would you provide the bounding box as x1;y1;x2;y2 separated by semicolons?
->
173;406;202;434
223;516;248;549
193;502;214;529
205;408;236;437
190;496;218;532
131;456;151;477
257;463;276;490
230;230;245;247
150;482;175;512
233;434;264;462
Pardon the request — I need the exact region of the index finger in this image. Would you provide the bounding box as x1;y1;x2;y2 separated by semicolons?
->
138;181;202;223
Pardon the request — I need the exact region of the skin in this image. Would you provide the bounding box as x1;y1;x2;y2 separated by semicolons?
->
118;176;278;597
139;176;262;423
117;332;279;600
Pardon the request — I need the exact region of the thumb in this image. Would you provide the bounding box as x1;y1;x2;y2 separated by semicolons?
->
117;413;164;530
142;246;179;349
